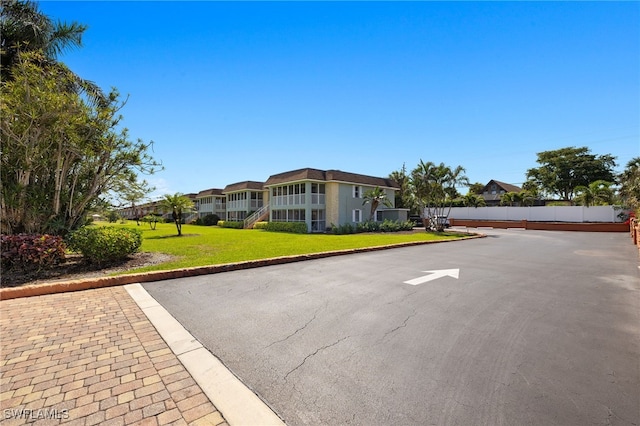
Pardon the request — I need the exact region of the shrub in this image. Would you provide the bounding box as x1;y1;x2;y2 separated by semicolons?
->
253;221;269;230
330;223;357;235
1;234;66;271
264;221;308;234
202;214;220;226
67;226;142;264
357;221;380;233
379;219;414;232
218;220;244;229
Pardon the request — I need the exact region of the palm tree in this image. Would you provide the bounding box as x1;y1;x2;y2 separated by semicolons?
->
500;192;521;206
519;190;537;207
362;186;393;221
410;161;468;231
1;0;104;102
463;193;486;208
159;193;194;236
574;180;614;207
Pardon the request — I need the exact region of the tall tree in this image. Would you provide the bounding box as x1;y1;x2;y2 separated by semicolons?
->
1;51;160;234
410;161;468;231
525;146;617;204
159;193;194;236
389;164;411;210
619;158;640;211
362;186;393;221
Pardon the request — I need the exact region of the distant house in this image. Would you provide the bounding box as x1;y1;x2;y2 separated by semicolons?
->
481;180;522;206
195;188;225;218
263;168;403;232
223;181;265;221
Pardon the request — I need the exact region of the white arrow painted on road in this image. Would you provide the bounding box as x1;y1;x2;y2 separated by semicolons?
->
403;269;460;285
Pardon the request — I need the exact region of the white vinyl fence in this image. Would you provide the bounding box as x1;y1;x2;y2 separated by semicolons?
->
448;206;626;223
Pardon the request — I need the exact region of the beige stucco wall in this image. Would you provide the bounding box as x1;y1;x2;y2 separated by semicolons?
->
326;182;340;226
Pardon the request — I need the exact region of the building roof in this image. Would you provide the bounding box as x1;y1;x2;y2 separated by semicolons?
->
223;181;264;193
264;167;399;189
481;180;523;202
483;180;522;193
196;188;224;198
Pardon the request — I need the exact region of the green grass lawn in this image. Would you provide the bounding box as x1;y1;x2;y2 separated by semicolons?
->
99;220;469;274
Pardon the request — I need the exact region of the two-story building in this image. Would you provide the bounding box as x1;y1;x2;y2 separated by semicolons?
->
223;181;265;222
195;188;226;219
263;168;403;232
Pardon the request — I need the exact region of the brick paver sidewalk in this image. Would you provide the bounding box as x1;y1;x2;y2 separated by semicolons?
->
0;286;227;426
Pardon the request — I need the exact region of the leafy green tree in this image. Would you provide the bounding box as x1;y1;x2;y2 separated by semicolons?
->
619;158;640;212
141;214;160;230
112;179;154;225
159;193;194;236
362;186;393;221
525;146;617;203
467;182;485;195
0;51;160;235
410;161;468;231
574;180;615;207
105;210;120;223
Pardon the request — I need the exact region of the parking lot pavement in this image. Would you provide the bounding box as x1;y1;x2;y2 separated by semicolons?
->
0;286;227;426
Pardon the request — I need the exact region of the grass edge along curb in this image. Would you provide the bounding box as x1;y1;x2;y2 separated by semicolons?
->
0;232;485;300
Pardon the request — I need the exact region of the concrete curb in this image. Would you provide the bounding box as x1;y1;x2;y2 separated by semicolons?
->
125;284;285;426
1;232;484;300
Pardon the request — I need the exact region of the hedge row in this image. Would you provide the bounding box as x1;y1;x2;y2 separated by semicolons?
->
217;220;244;229
330;220;415;234
262;221;308;234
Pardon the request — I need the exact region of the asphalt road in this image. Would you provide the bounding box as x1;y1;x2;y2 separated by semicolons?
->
143;229;640;425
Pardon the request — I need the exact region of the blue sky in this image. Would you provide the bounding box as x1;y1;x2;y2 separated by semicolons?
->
39;1;639;199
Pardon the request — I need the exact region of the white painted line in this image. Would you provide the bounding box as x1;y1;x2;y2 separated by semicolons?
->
404;269;460;285
124;283;285;426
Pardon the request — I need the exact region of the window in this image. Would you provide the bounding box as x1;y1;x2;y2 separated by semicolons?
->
311;183;325;204
272;184;305;206
353;209;362;223
311;209;326;232
353;185;362;198
272;209;305;222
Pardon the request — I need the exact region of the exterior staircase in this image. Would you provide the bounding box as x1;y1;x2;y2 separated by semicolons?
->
243;204;269;229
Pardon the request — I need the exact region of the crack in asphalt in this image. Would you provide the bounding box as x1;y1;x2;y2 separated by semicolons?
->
264;306;322;349
381;309;417;341
284;336;349;382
